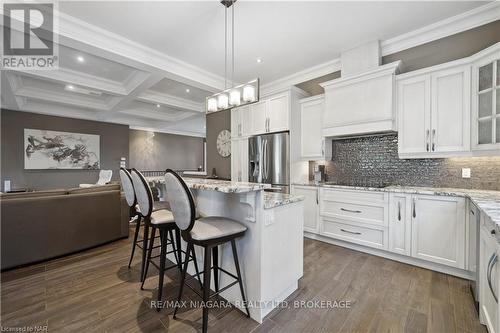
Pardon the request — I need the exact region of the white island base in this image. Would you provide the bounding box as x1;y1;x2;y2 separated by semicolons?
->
151;178;304;323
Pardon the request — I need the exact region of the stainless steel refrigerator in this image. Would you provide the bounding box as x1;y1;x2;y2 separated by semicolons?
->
248;132;290;194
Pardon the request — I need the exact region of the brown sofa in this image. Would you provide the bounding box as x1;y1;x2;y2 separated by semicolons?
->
1;184;129;270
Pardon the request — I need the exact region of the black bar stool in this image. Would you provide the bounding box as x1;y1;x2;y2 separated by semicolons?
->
164;169;250;333
131;169;185;305
120;168;167;277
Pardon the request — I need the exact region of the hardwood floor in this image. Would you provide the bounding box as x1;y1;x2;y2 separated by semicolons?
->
1;227;486;333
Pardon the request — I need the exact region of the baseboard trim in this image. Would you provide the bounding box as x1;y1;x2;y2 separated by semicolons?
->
304;232;474;280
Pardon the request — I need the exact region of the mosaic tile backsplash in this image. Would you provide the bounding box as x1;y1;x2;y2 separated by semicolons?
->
310;134;500;191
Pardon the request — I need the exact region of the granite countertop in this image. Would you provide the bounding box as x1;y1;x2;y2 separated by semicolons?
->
147;176;270;193
292;182;500;227
263;192;305;210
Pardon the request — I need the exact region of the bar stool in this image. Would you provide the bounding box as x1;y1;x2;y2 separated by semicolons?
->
120;168;167;276
130;169;183;304
164;169;250;333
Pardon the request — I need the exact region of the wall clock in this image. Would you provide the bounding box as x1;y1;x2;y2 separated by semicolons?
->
216;130;231;157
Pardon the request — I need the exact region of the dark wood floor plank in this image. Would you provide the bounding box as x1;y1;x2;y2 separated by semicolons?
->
0;230;484;333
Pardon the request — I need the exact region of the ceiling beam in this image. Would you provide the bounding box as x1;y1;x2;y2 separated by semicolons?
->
137;91;204;113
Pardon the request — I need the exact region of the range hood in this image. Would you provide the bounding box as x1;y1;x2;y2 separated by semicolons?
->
320;41;401;138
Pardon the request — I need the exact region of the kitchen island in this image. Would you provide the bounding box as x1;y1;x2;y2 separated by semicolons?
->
147;177;305;323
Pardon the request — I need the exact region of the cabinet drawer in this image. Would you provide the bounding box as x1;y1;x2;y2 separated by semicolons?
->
321;200;386;226
321;188;387;204
321;217;387;250
320;188;388;226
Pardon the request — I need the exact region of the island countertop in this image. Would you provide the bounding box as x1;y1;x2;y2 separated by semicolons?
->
147;176;271;193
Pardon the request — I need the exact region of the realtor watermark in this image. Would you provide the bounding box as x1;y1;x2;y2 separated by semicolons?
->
0;326;48;332
150;299;352;310
1;1;59;70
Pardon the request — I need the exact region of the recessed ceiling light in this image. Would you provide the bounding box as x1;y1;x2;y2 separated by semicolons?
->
66;84;75;90
186;88;190;93
156;104;161;108
76;56;85;63
256;58;262;63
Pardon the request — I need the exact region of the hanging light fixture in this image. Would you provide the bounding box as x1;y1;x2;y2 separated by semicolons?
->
206;0;260;113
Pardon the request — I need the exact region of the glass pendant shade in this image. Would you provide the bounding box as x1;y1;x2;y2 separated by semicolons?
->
206;79;259;113
207;97;218;112
217;93;229;109
229;89;241;106
243;85;256;102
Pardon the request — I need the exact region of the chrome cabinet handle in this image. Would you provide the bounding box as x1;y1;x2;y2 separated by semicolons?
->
340;229;362;235
316;190;319;204
412;199;416;218
426;129;430;151
487;253;498;303
470;209;475;215
397;201;401;221
340;208;362;213
432;129;436;151
321;140;325;156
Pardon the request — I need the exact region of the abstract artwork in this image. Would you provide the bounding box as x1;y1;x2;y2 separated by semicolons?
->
24;129;100;169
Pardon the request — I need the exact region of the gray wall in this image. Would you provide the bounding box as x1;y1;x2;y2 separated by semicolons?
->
206;109;231;179
297;20;500;95
129;129;204;171
310;134;500;191
1;109;129;191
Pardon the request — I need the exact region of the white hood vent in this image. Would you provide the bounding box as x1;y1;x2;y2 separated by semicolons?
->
320;41;401;138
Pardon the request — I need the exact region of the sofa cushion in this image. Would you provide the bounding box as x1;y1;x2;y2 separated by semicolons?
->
67;184;120;195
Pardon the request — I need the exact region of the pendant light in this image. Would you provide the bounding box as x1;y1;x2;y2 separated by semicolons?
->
206;0;260;113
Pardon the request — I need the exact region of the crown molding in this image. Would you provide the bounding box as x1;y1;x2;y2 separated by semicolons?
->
263;2;499;94
320;61;401;89
261;58;341;96
381;2;500;56
137;90;204;113
53;10;226;92
118;107;195;122
129;126;205;138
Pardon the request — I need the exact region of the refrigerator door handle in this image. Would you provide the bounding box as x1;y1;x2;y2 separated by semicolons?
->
263;139;268;181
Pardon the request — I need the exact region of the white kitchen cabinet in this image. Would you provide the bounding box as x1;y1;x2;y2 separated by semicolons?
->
388;193;412;256
471;43;500;154
411;194;466;268
231;105;250;138
479;218;499;333
231;138;248;182
292;185;319;233
250;101;267;135
397;62;471;158
250;93;289;135
268;93;289;133
299;95;324;160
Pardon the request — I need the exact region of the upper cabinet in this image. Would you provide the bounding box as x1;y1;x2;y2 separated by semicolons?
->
299;95;324;160
397;62;471;158
320;62;400;137
231;105;250;138
250;93;289;135
471;44;500;154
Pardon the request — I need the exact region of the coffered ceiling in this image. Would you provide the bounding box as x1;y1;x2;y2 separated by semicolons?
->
1;1;497;137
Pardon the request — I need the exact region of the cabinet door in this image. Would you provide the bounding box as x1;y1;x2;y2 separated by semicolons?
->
411;195;466;268
239;105;251;137
231;108;241;138
231;139;240;181
431;66;470;153
300;98;324;159
268;93;289;132
292;186;319;233
388;193;411;256
479;224;499;333
397;75;431;155
250;101;267;135
239;139;249;182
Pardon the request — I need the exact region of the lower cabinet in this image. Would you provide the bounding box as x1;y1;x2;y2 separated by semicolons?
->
388;193;412;256
292;185;319;233
411;194;466;269
301;187;468;271
479;217;499;333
